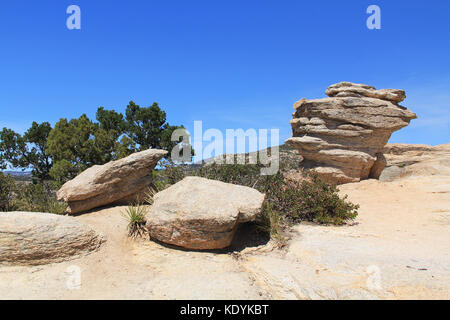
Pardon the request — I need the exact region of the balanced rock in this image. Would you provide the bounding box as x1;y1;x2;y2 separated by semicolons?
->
57;149;167;214
146;176;265;250
286;82;417;184
0;212;104;265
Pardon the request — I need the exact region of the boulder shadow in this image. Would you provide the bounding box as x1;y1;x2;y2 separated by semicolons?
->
228;222;271;252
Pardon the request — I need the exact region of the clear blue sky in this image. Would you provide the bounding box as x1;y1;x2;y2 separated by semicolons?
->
0;0;449;154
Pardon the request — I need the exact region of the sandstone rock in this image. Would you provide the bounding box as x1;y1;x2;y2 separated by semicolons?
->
379;166;406;182
369;153;387;179
325;81;406;103
383;143;449;166
380;143;450;180
57;149;167;214
146;176;265;250
0;212;104;265
286;82;417;184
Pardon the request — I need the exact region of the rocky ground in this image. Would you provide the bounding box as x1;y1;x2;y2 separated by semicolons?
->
0;144;449;300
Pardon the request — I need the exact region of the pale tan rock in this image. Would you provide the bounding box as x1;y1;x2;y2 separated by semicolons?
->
0;212;104;266
369;153;387;179
146;176;265;250
381;143;450;180
326;81;406;103
57;149;167;214
286;82;417;184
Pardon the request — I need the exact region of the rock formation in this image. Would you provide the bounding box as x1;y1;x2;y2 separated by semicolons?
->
286;82;417;184
57;149;167;214
0;212;104;265
379;143;450;181
146;176;265;250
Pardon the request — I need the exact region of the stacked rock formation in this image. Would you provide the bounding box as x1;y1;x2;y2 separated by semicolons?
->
286;82;417;184
57;149;167;214
146;176;265;250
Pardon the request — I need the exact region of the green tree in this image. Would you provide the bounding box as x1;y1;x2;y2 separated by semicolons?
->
96;107;126;140
124;101;187;155
0;128;26;169
1;102;189;183
23;122;53;181
0;122;53;181
0;172;16;211
47;114;118;182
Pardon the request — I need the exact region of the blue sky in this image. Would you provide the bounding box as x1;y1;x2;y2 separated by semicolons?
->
0;0;449;157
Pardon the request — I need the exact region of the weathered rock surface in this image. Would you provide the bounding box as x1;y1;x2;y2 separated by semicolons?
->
0;212;104;265
380;143;450;181
286;82;417;184
57;149;167;214
326;81;407;103
146;176;265;250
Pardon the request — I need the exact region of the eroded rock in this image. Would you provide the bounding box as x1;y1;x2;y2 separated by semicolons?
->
146;176;265;250
286;82;417;184
57;149;167;214
381;143;450;179
0;212;104;265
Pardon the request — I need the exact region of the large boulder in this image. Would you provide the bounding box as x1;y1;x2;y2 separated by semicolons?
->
57;149;167;214
286;82;417;184
0;212;104;265
146;176;265;250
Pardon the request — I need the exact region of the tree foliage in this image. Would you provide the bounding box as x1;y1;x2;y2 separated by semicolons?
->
124;101;185;153
0;122;52;181
1;101;188;183
46;114;117;182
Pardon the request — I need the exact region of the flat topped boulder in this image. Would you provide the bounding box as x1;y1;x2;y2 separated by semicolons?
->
57;149;167;214
0;212;104;265
286;82;417;184
146;176;265;250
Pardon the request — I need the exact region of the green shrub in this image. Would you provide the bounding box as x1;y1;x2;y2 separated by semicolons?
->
258;202;289;247
191;163;359;230
122;204;148;238
0;172;16;211
195;163;262;186
13;182;67;214
261;172;359;225
151;159;186;192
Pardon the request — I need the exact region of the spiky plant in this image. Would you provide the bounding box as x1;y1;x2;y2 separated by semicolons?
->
144;187;157;205
122;204;148;238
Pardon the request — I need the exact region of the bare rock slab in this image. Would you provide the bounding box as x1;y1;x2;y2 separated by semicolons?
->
146;176;265;250
0;212;104;266
57;149;167;214
286;82;417;184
